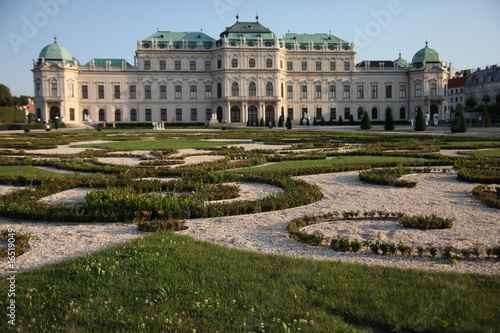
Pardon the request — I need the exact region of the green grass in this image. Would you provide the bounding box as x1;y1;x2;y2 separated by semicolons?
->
72;139;253;150
0;165;81;178
239;156;421;173
1;232;498;332
458;149;500;158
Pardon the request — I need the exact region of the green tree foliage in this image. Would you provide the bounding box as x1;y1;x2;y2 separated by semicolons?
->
0;84;14;107
414;106;426;131
384;107;395;131
360;110;372;129
451;103;467;133
480;106;492;127
349;114;354;125
285;116;292;130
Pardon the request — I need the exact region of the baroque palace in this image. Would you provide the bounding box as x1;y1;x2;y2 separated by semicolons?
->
33;17;451;125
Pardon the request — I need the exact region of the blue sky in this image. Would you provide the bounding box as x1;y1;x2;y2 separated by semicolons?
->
1;0;499;96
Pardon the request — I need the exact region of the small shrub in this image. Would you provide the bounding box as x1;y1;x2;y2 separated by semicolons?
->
135;218;187;232
400;214;453;229
330;237;351;252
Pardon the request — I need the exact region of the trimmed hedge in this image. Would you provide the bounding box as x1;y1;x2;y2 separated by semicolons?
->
97;122;206;129
0;107;25;123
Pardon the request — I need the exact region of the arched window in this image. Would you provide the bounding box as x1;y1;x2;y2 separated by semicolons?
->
266;59;273;68
249;82;256;96
265;105;275;122
130;109;137;122
82;109;89;121
371;107;378;120
266;82;273;96
231;82;239;96
217;83;222;98
231;105;241;122
231;58;238;68
399;107;406;119
248;105;258;122
98;109;106;122
249;58;256;68
217;59;222;69
115;109;121;122
357;107;364;120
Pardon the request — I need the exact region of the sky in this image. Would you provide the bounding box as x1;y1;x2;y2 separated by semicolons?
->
0;0;499;97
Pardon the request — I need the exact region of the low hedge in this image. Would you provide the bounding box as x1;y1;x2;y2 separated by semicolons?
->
472;185;500;209
96;122;206;129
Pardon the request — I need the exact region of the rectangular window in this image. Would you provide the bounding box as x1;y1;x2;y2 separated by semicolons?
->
175;86;182;99
316;108;322;120
415;83;421;97
287;62;293;70
205;61;211;71
129;85;136;99
330;107;337;121
159;60;166;70
385;85;392;98
399;85;406;98
82;85;88;99
97;85;104;99
315;85;322;98
190;61;196;71
316;62;322;71
145;85;151;99
191;108;198;121
301;85;307;98
357;85;364;99
330;61;336;71
175;60;181;70
160;85;167;99
36;82;41;97
344;61;350;71
175;108;182;121
190;85;197;99
329;86;336;99
344;107;351;119
301;62;307;71
206;108;212;121
343;85;350;99
371;85;378;98
68;83;74;98
431;82;437;96
69;108;75;121
50;83;57;97
287;108;294;120
161;108;167;121
114;85;120;99
144;60;151;70
287;86;293;99
145;108;152;121
205;85;212;99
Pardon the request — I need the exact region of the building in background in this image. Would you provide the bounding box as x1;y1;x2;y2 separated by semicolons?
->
33;18;451;125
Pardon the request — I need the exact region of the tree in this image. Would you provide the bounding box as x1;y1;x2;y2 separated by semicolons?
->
451;103;467;133
0;84;13;107
384;107;395;131
465;95;477;111
349;114;354;125
415;106;426;131
338;116;343;125
278;115;284;128
286;116;292;130
480;106;492;127
482;94;491;105
360;110;372;129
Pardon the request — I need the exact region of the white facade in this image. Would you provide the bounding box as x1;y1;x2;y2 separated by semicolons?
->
33;20;450;125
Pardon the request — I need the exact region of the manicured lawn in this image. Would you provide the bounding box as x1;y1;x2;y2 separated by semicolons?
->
2;232;498;332
72;139;253;150
239;156;422;173
458;149;500;158
0;165;80;178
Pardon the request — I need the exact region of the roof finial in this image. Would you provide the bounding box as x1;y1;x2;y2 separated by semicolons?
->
236;14;239;21
53;35;57;43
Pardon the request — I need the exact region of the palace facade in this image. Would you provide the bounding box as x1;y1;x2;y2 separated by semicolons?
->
33;18;451;125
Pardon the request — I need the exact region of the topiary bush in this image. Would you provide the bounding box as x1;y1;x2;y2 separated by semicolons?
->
399;214;453;229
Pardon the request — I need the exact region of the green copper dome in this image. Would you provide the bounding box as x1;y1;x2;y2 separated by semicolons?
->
394;53;410;68
38;38;74;63
412;42;442;66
